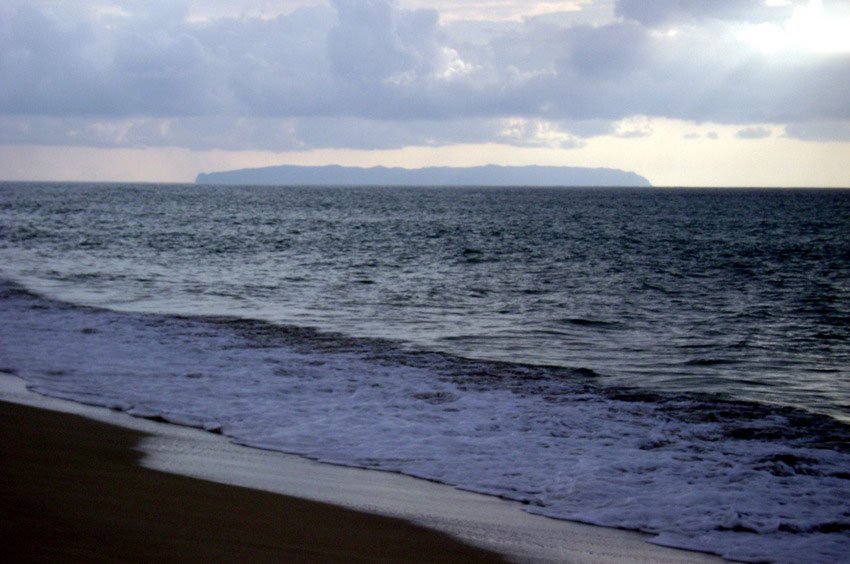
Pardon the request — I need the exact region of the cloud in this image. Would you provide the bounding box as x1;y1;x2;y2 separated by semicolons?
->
1;0;849;152
683;130;721;140
0;0;336;117
0;113;587;152
736;126;772;139
614;0;797;26
784;120;850;141
328;0;438;83
403;1;596;23
613;116;653;138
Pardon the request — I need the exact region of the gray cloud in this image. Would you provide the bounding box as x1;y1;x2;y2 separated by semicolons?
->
784;120;850;142
1;0;849;151
736;126;772;139
0;113;584;152
328;0;439;83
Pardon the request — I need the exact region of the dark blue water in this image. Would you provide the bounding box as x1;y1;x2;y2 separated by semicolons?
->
2;183;848;419
1;182;849;562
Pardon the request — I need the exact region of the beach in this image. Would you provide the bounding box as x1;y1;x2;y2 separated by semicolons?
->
0;399;503;563
0;375;723;563
0;398;510;563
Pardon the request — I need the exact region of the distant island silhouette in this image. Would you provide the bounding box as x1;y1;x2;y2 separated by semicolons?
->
196;164;651;187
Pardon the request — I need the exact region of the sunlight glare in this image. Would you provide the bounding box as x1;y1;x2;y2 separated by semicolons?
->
743;0;850;54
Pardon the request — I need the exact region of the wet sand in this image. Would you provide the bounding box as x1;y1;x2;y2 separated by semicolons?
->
0;400;502;563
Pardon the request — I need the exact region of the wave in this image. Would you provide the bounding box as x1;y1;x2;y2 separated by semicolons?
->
1;279;849;563
557;317;624;329
682;357;740;367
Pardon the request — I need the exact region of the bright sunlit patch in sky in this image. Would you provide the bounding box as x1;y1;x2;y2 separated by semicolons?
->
743;0;850;54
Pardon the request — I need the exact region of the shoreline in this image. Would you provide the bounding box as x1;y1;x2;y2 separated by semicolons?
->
0;374;723;562
0;398;502;563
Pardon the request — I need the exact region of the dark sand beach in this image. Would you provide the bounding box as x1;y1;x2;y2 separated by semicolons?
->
0;400;502;563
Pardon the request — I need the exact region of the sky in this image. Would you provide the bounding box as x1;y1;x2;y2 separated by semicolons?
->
1;0;849;186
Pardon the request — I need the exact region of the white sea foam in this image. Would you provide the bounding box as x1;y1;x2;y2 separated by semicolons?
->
0;372;724;563
1;285;848;563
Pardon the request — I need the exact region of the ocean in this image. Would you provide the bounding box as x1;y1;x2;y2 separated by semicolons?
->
1;182;848;562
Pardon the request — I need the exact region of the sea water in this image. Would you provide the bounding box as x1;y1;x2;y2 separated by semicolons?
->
1;182;848;562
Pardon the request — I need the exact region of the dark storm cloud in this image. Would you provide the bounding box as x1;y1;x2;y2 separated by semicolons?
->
1;0;848;150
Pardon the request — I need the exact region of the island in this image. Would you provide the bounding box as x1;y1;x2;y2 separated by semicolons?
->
195;164;651;187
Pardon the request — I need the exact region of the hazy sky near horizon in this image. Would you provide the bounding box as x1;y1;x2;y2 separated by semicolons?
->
1;0;849;186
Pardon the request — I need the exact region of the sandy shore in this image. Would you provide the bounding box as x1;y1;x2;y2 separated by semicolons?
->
0;375;723;563
0;399;504;563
